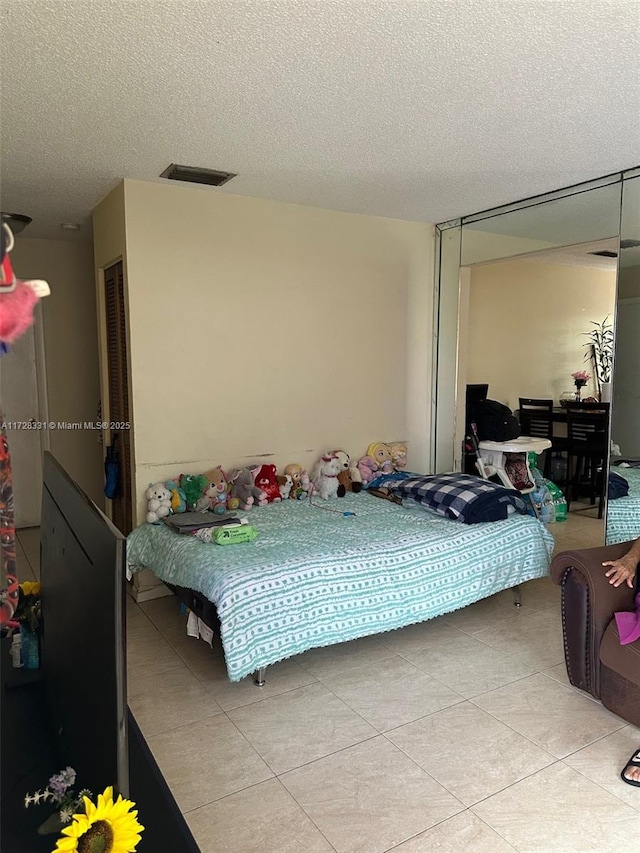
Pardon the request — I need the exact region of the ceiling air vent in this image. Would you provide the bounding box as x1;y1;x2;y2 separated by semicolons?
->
159;163;236;187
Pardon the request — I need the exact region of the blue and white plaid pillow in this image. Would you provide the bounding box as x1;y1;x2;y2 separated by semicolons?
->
388;473;527;524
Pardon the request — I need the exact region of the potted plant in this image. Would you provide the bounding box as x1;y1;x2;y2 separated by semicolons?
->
583;316;614;401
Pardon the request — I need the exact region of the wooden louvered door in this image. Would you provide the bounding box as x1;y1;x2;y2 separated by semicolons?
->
104;261;133;534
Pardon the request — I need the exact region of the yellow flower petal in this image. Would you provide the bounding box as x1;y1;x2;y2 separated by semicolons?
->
52;786;144;853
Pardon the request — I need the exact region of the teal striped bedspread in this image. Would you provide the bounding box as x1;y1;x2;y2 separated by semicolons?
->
126;494;554;681
606;467;640;545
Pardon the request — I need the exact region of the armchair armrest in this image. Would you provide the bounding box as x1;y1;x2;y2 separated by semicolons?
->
550;541;637;697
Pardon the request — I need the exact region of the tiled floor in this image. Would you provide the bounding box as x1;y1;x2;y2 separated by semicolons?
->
16;503;639;852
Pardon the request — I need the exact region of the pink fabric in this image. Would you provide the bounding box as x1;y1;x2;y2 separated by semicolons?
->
615;593;640;645
0;281;39;343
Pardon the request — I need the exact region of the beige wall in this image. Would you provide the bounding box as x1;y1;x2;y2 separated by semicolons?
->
10;237;104;506
466;259;617;410
100;180;433;522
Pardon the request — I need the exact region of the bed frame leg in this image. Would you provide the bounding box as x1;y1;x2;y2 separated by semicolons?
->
512;585;522;608
253;667;266;687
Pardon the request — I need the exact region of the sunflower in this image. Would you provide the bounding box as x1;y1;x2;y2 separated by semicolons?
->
52;787;144;853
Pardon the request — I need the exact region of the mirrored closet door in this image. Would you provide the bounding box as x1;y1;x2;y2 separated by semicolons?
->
434;167;640;547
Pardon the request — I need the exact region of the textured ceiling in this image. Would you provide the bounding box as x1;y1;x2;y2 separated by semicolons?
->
1;0;639;241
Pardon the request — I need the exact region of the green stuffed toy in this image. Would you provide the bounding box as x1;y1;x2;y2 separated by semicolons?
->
180;473;208;511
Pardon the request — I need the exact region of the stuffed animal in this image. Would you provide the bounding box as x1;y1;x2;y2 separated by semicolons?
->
390;442;407;470
285;463;310;500
146;482;172;524
165;479;187;514
330;449;363;496
253;464;282;503
277;474;293;500
367;442;394;475
356;455;378;485
180;473;208;511
228;467;268;510
298;470;310;498
311;453;343;499
0;238;51;345
349;459;363;490
357;442;395;484
197;466;239;513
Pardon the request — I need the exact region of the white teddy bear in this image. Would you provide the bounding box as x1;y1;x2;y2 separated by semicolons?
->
146;482;172;523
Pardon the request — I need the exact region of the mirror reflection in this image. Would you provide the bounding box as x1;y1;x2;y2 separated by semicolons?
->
459;240;617;549
435;171;639;555
607;173;640;546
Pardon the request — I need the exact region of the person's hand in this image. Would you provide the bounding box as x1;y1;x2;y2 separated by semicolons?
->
602;555;638;589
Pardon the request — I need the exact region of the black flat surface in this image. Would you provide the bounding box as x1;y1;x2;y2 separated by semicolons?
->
1;638;200;853
1;637;59;853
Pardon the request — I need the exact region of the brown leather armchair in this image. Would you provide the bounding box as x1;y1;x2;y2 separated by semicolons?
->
550;541;640;727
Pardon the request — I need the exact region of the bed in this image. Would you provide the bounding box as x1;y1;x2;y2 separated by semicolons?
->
606;466;640;545
126;492;554;682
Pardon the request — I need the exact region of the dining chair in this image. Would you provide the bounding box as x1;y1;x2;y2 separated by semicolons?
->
518;398;562;479
565;405;610;518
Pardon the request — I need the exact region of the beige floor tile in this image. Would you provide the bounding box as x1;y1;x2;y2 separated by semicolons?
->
515;575;561;609
297;635;397;680
128;665;223;735
142;593;321;709
402;632;538;699
228;682;377;774
472;673;627;758
378;618;465;656
564;724;640;812
281;737;463;853
185;778;335;853
127;607;161;636
147;716;273;813
190;646;319;712
125;599;149;626
472;762;639;852
127;628;185;687
471;606;565;670
442;589;535;635
140;593;185;633
388;702;555;806
387;810;518;852
540;662;571;687
319;655;463;732
540;663;607;704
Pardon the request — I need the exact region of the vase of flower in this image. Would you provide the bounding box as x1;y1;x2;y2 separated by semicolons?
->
571;370;590;403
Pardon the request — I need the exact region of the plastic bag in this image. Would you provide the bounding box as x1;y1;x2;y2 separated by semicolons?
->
527;454;567;522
